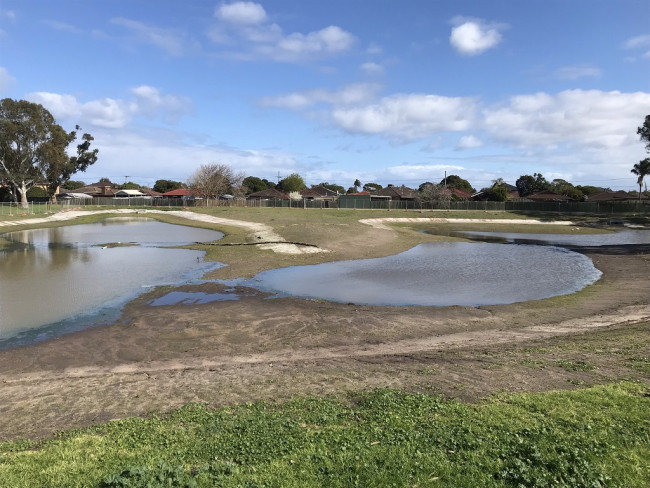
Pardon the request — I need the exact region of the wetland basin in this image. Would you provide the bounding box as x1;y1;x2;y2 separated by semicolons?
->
246;242;602;307
0;218;223;347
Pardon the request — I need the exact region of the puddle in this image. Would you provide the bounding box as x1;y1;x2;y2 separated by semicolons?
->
246;242;602;307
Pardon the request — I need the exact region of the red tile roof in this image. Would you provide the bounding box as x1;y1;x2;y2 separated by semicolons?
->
162;189;194;196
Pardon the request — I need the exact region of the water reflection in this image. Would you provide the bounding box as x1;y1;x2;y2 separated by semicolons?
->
247;242;602;307
0;218;224;347
456;229;650;247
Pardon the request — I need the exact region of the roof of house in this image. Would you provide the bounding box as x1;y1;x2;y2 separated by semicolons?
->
247;188;289;199
58;192;94;199
162;188;195;196
115;189;147;197
70;185;116;197
586;190;644;202
374;185;418;200
451;189;472;200
300;186;339;198
527;191;574;202
139;188;163;197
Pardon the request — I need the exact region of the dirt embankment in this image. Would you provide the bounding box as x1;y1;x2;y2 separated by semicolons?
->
0;213;648;441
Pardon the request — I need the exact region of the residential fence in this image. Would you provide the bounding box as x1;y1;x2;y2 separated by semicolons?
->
2;197;648;215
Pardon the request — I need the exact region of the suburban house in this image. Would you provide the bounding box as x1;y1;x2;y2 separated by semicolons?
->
451;189;472;200
300;186;339;201
374;185;419;202
586;190;647;202
65;180;117;197
162;188;199;201
247;188;289;200
526;191;574;202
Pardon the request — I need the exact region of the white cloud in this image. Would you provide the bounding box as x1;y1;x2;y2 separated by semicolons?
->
624;34;650;59
26;87;193;129
330;94;477;141
216;2;267;25
81;127;301;186
449;17;504;56
456;135;483;150
482;89;650;150
554;64;602;80
360;61;384;75
0;66;16;93
209;3;356;62
259;83;381;110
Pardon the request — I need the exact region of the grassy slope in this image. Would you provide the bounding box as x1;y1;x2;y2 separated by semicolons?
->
0;383;648;487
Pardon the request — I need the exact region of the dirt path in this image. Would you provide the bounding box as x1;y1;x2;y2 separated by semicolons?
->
0;212;648;441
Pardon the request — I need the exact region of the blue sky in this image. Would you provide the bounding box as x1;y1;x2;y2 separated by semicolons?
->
1;0;649;191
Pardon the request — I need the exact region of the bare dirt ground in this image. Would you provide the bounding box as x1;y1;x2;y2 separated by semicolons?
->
0;211;649;441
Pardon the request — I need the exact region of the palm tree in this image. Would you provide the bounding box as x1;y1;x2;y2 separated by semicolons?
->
631;158;650;201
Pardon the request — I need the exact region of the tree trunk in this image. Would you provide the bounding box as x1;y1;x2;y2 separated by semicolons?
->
19;181;29;209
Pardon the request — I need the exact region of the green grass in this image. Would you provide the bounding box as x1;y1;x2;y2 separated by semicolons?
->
1;383;648;487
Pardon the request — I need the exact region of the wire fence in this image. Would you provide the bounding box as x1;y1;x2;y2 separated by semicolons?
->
1;197;648;217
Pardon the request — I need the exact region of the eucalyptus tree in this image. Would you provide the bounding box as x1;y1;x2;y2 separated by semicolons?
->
631;158;650;201
0;98;98;207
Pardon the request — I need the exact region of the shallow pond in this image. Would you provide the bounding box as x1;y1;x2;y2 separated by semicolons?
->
246;242;602;307
0;218;223;348
456;228;650;246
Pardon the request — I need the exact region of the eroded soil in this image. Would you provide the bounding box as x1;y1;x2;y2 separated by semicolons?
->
0;212;649;441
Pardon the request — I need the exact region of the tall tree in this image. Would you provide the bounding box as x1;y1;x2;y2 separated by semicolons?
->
187;163;243;199
515;173;549;197
242;176;274;194
637;115;650;153
153;179;186;193
277;173;306;192
0;98;98;207
439;174;475;193
631;158;650;201
363;182;382;192
316;182;345;194
353;179;361;191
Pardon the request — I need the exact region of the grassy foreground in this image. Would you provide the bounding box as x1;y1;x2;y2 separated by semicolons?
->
1;383;648;487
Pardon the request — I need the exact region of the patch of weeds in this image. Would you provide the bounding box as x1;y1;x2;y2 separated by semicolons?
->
626;356;650;374
100;461;197;487
416;367;438;375
521;358;546;368
556;360;596;372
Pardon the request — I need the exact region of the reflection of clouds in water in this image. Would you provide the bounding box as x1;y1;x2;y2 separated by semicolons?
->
0;219;224;345
249;242;601;307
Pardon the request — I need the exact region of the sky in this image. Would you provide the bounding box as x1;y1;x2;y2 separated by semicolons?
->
1;0;649;191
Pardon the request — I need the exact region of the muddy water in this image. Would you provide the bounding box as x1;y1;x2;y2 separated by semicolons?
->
247;242;602;307
0;218;223;347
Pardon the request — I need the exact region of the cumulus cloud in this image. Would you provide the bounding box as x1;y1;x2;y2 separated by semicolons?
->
26;86;193;129
330;94;478;141
449;17;504;55
482;89;650;149
456;134;483;150
81;127;302;186
216;1;267;25
210;1;356;61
